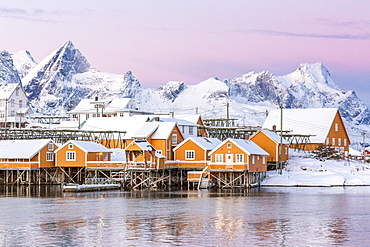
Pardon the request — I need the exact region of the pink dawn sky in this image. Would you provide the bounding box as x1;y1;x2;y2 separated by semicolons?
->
1;0;370;104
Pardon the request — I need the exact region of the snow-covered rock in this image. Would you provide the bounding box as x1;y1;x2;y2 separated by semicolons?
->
10;50;37;79
0;51;22;84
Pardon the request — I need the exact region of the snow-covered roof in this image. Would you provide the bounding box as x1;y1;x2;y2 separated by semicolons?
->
126;140;155;151
56;140;112;153
174;137;221;151
0;139;53;159
262;108;339;143
173;114;202;125
151;122;179;140
252;129;290;145
0;83;19;99
131;122;159;139
209;138;269;156
104;98;133;112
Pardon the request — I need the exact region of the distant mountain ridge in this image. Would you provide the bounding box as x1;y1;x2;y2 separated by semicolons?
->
1;41;369;135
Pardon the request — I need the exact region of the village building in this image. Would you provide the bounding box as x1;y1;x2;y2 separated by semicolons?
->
172;137;221;169
262;108;351;155
149;116;199;139
67;97;151;125
208;138;269;172
55;140;113;168
0;82;33;128
125;139;164;169
250;129;290;167
0;139;57;169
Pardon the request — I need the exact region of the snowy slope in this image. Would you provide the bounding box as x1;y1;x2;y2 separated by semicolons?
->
10;50;37;79
0;51;22;84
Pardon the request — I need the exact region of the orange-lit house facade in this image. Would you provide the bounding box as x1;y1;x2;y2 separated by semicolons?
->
208;138;269;172
172;137;221;169
55;140;114;168
0;139;57;169
262;108;351;155
250;129;290;163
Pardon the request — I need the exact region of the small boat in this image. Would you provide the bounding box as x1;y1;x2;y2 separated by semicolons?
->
62;183;121;192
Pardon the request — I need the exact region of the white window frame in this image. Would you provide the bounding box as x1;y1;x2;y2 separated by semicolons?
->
332;138;335;146
156;150;162;155
215;154;223;163
262;156;266;164
335;123;338;131
344;139;347;146
227;143;232;148
185;150;195;160
252;155;255;164
66;151;76;161
68;144;74;149
338;138;341;146
325;138;329;145
172;134;177;144
48;143;54;151
10;99;14;107
189;126;193;135
46;152;54;161
236;154;244;163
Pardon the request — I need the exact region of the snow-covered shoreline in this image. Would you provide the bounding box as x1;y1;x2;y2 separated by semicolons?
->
262;151;370;187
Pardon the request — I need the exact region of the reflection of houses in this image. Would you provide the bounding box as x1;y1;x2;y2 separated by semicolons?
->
250;129;290;164
262;108;351;155
0;139;57;169
208;138;269;172
172;137;221;169
0;82;32;128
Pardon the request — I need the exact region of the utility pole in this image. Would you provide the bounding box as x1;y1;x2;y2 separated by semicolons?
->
226;102;229;127
279;103;283;175
362;132;366;161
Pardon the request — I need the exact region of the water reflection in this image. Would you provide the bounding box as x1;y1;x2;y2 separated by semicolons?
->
0;186;370;246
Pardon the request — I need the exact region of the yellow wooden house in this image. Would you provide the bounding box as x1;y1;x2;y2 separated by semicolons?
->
208;138;269;172
55;140;113;168
250;129;290;163
0;139;57;169
172;137;221;169
262;108;351;155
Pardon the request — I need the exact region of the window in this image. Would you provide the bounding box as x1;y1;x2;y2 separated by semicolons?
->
66;151;76;161
236;154;244;163
0;111;4;119
172;134;177;144
0;101;4;107
189;127;193;135
68;144;74;149
263;156;266;164
227;143;232;148
15;88;19;96
48;143;54;151
252;155;255;164
104;153;108;161
119;113;124;117
46;152;54;161
215;154;223;163
10;111;15;117
332;138;335;146
344;139;347;146
185;150;195;160
338;138;341;146
182;126;185;133
325;138;329;145
10;99;14;107
285;147;288;155
156;150;162;155
19;100;23;108
335;123;338;131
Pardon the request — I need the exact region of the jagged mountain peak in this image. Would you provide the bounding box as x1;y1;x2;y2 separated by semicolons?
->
0;50;22;84
10;50;37;79
156;81;185;102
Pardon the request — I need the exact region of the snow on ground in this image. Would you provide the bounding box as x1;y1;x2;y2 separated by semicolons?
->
262;149;370;187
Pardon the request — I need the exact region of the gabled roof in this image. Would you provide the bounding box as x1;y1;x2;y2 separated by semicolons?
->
209;138;269;156
262;108;340;143
104;98;133;112
69;98;111;113
173;137;221;151
0;139;54;159
131;122;159;139
173;114;203;125
151;122;180;140
125;140;156;151
55;140;112;153
251;129;290;145
0;83;21;99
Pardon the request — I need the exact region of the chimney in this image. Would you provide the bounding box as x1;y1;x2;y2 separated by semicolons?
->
244;134;249;140
272;125;276;131
95;96;98;101
154;117;160;122
170;112;174;118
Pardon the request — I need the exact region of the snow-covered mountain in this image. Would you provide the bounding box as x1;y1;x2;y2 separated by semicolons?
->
10;50;37;79
4;41;370;142
0;51;22;84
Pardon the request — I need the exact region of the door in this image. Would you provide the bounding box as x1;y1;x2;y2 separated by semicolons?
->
226;154;233;169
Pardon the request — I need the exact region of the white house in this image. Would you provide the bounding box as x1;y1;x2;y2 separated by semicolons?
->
0;82;32;128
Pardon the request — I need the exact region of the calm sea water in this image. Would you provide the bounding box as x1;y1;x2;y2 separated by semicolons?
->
1;185;370;246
